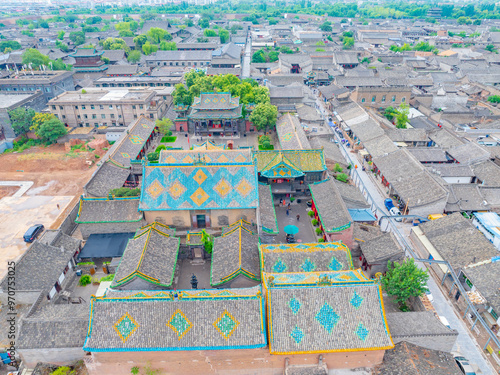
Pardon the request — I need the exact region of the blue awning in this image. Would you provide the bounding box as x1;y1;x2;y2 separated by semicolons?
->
348;209;377;222
78;232;135;259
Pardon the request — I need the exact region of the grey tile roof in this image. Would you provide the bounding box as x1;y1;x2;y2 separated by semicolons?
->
372;149;425;183
349;118;385;143
333;180;370;209
39;230;81;253
446;142;491;164
386;312;457;340
106;65;139;75
471;160;500;187
446;184;489;212
75;197;143;224
463;261;500;313
309;178;352;233
407;148;448;163
428;129;464;149
333;52;359;65
266;282;394;354
211;223;260;286
425;164;474;178
260;242;353;273
102;50;126;62
385;129;428;143
390;171;448;209
110;116;156;168
418;213;498;271
353;223;384;243
360;233;404;264
309;137;346;166
83;286;266;351
84;160;131;198
267;74;305;87
276;113;311;150
146;50;212;61
112;225;180;289
0;241;75;292
269;85;304;99
258;183;279;234
374;341;462;375
362;135;398;157
18;304;89;349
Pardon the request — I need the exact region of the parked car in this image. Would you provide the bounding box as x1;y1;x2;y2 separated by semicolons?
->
428;214;447;220
23;224;44;243
384;198;395;211
454;355;477;375
389;207;402;222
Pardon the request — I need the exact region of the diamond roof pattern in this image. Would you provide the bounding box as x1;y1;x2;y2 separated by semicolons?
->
253;149;326;174
139;165;259;211
83;286;266;351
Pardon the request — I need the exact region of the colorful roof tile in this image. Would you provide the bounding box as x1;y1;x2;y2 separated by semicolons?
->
159;149;251;165
253;150;326;174
83;286;267;352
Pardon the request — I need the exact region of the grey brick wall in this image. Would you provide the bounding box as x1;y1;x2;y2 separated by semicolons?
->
78;221;145;240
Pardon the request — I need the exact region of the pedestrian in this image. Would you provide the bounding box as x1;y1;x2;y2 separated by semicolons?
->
288;203;291;210
56;204;60;210
279;198;283;205
296;214;300;221
286;209;289;216
283;199;286;206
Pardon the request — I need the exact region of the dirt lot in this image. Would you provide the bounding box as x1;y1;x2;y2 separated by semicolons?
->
0;143;98;196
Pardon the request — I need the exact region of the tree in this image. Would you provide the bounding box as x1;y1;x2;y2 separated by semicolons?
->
219;29;230;44
101;38;127;51
381;259;429;311
0;40;21;53
8;107;35;136
198;18;209;29
85;16;102;25
488;95;500;103
127;50;141;63
147;152;159;162
384;106;398;121
22;49;50;67
39;21;49;29
249;103;278;131
69;31;85;46
156;118;173;134
36;117;67;143
486;44;497;53
31;113;55;133
133;34;148;50
395;103;409;129
333;163;343;173
184;18;194;27
147;27;171;43
252;50;266;63
343;37;354;49
119;30;135;37
203;29;217;37
172;83;192;105
457;16;468;25
159;41;177;51
319;21;332;32
142;41;158;55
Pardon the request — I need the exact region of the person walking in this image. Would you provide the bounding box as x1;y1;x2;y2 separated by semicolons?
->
296;214;300;221
286;209;289;216
279;198;283;205
288;203;291;211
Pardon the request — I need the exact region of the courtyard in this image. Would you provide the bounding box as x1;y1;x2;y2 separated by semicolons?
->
274;199;318;244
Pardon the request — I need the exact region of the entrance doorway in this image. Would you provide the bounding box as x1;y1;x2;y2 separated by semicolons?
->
196;215;206;228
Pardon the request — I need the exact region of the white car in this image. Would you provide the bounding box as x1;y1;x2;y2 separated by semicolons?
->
454;355;478;375
389;207;403;222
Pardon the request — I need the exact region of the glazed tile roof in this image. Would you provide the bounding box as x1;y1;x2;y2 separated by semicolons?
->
266;281;393;354
109;116;156;168
139;164;259;211
253;150;326;174
276;113;311;150
159;149;251;165
260;242;353;274
258;183;279;235
192;140;225;150
75;197;143;224
111;224;180;289
263;269;369;287
188;92;242;120
83;286;267;352
84;160;131;197
221;219;254;235
309;179;352;233
211;222;260;286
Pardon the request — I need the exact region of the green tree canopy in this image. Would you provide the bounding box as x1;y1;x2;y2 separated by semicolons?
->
488;95;500;103
147;27;171;43
248;103;278;131
133;34;148;50
36;117;67;143
0;40;21;53
198;18;210;28
381;259;429;311
22;49;50;67
101;38;128;51
8;107;35;136
142;41;158;55
156;118;173;134
127;50;141;63
69;31;85;46
159;41;177;51
395;103;409;128
219;28;230;44
57;30;65;40
343;37;354;49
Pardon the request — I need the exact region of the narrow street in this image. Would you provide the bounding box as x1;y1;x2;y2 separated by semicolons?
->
314;93;496;375
242;34;251;78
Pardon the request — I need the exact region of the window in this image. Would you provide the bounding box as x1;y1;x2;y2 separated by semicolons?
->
132;105;136;109
94;123;98;127
59;106;63;110
90;105;95;110
54;114;59;119
401;97;406;102
77;115;81;119
149;113;154;119
85;123;90;127
117;105;121;109
111;114;115;119
371;96;376;102
75;105;78;109
84;114;88;119
392;95;396;102
118;115;122;118
170;62;173;66
82;105;86;110
109;105;113;109
382;95;386;103
45;87;51;92
194;62;197;66
52;105;56;110
101;114;106;119
62;115;66;119
99;105;104;110
103;123;107;126
139;105;144;109
134;115;137;119
92;114;97;119
361;98;365;103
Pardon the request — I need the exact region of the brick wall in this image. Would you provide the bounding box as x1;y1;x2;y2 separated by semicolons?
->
77;221;145;240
